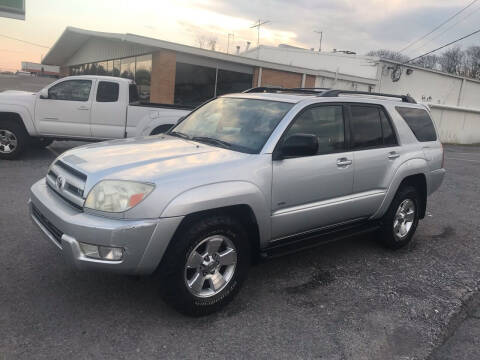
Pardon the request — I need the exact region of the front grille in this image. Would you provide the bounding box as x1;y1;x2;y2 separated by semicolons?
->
31;204;63;243
46;160;87;209
55;160;87;181
46;182;83;210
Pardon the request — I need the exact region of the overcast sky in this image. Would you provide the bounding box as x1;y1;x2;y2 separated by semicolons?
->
1;0;479;71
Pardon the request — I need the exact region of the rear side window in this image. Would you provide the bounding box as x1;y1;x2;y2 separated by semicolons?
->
129;84;139;103
350;105;383;149
396;107;437;142
96;81;119;102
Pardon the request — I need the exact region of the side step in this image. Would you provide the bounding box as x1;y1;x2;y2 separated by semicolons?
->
260;220;381;259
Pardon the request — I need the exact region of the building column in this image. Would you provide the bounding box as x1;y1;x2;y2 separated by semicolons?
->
59;66;69;77
150;50;176;104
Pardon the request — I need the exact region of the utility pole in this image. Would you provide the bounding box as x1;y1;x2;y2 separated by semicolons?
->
227;33;234;54
314;30;323;52
250;19;270;59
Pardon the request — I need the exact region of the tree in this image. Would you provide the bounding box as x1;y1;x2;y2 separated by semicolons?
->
438;46;464;75
196;35;207;49
464;46;480;79
366;49;410;63
412;55;438;70
207;37;217;51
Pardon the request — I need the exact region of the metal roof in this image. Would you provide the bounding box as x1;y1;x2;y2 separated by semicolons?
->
42;27;378;85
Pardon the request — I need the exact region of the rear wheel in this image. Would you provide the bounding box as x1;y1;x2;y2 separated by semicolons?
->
0;120;29;160
379;186;420;249
159;215;251;316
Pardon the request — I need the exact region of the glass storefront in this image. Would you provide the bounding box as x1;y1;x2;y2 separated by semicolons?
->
69;53;253;105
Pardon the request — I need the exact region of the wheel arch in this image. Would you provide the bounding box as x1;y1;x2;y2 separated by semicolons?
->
0;106;36;136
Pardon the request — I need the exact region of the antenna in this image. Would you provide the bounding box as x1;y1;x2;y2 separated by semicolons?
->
250;19;271;59
314;30;323;52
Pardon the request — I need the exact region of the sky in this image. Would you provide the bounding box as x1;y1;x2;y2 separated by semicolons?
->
1;0;480;71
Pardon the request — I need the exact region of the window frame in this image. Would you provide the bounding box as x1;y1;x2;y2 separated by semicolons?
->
273;103;350;159
346;103;399;151
47;79;92;102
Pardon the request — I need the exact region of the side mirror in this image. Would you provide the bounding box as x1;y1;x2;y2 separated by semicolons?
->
275;133;318;159
39;88;49;99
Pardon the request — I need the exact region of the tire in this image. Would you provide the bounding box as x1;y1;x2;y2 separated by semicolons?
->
0;120;29;160
31;138;53;148
378;185;420;249
158;215;251;316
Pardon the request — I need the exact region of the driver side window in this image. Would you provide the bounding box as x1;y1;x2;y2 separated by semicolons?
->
284;105;345;155
48;80;92;101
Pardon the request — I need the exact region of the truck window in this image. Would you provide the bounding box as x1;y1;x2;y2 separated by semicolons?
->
129;84;139;103
285;105;345;155
396;107;437;142
48;80;92;101
96;81;119;102
350;105;383;149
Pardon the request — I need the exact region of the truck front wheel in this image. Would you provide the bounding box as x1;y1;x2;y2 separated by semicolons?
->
0;120;29;160
159;215;251;316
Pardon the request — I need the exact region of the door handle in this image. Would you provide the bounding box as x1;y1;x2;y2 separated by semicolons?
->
337;157;352;167
388;151;400;160
78;105;90;110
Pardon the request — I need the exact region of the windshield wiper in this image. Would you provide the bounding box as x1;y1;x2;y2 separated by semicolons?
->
169;131;191;140
192;136;232;148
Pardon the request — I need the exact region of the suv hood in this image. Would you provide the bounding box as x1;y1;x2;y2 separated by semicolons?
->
58;135;250;183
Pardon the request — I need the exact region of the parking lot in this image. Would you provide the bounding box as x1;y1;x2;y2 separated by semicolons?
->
1;142;479;359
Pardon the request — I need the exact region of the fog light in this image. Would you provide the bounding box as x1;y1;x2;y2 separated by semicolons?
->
79;242;124;261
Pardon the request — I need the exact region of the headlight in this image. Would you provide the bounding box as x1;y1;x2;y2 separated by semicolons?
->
84;180;154;213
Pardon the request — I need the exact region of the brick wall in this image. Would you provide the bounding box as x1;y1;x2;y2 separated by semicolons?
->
305;75;316;88
59;66;70;78
259;68;303;88
150;50;176;104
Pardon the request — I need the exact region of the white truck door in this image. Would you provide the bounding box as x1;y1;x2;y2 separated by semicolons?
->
90;80;126;139
35;79;93;137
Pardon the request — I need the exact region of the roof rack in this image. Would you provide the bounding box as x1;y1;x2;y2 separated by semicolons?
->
319;90;416;103
243;87;326;95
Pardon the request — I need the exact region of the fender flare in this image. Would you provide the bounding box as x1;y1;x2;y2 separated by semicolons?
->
161;181;271;245
0;104;36;136
135;111;189;136
372;158;428;219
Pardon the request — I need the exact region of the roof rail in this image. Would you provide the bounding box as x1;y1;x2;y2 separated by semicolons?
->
320;90;416;103
243;87;326;95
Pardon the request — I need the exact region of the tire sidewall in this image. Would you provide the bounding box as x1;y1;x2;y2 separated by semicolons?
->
381;186;420;249
0;121;28;160
160;216;251;315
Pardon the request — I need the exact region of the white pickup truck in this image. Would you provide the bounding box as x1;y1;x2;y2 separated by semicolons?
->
0;75;192;159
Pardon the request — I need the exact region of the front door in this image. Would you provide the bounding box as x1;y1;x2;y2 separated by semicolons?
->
35;79;93;137
271;104;354;239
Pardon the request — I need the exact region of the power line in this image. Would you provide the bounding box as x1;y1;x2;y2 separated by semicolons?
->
405;27;480;63
405;4;480;55
0;34;50;48
398;0;479;53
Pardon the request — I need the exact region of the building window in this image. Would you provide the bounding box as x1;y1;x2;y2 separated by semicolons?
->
216;69;253;96
113;59;121;77
97;61;108;75
120;57;135;80
174;62;216;107
135;54;152;101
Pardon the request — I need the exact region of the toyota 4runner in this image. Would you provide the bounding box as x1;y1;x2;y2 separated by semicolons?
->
29;88;445;316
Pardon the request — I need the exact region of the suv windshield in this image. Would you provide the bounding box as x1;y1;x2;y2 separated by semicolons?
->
170;97;294;153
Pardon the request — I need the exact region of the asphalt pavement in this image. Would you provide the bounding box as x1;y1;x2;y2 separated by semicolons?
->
1;142;479;360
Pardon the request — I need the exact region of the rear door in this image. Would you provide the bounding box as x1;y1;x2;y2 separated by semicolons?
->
90;80;125;138
35;79;93;137
348;104;400;216
271;104;354;239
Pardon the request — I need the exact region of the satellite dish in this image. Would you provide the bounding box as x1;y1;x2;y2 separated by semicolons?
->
391;65;402;82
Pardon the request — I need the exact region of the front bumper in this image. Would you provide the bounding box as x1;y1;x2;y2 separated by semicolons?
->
29;179;183;275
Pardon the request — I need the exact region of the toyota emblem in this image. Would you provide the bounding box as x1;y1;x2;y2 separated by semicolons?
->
56;176;65;189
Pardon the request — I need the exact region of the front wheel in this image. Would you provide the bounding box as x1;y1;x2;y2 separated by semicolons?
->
159;215;251;316
0;121;29;160
378;186;420;249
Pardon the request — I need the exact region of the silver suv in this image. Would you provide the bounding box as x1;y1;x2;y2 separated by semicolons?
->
29;88;445;315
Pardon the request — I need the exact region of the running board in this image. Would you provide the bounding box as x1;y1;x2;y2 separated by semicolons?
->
260;220;381;259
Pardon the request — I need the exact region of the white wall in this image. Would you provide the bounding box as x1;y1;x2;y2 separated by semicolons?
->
429;104;480;144
242;46;379;79
315;76;371;91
